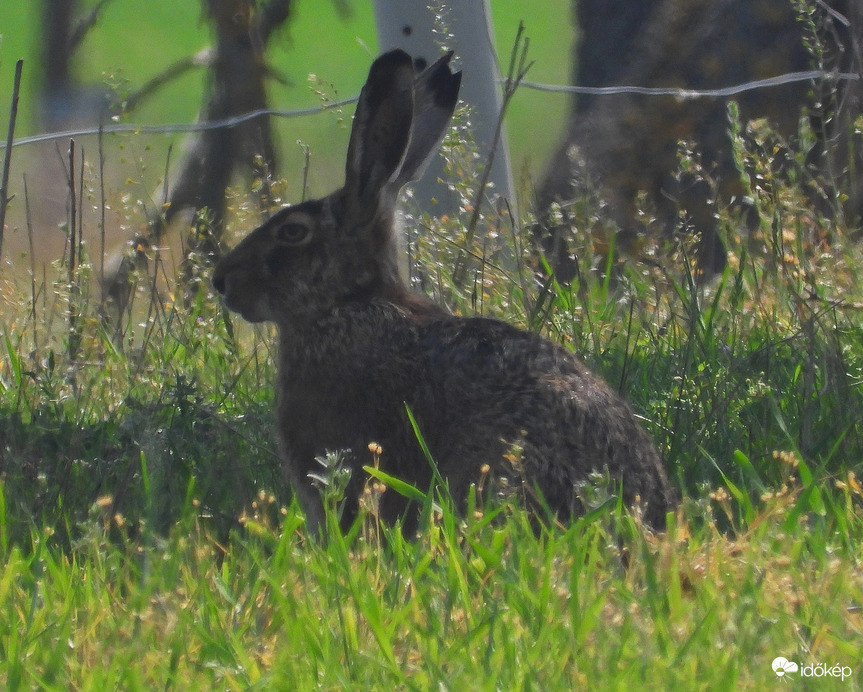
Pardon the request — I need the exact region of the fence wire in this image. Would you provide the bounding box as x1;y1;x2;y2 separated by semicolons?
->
1;69;860;151
520;70;859;97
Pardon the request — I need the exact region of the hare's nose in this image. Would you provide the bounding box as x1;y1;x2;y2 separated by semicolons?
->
212;272;226;295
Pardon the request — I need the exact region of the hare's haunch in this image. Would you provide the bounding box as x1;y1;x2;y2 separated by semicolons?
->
213;49;676;534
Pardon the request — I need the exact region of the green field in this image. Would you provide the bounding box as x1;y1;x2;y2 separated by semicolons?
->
1;125;862;687
1;1;863;689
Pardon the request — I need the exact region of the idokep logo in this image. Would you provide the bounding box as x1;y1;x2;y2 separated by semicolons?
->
772;656;854;681
772;657;798;677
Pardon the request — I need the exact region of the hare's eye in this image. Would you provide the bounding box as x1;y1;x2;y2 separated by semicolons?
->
274;222;311;246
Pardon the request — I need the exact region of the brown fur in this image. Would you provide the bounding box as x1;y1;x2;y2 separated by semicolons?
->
213;50;676;534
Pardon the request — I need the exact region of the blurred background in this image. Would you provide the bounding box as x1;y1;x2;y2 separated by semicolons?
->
0;1;572;267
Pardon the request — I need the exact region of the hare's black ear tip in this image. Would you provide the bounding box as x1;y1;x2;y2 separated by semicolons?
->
366;49;415;97
372;49;414;74
420;52;462;106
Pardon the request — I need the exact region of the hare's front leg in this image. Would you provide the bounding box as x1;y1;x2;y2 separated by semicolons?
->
281;454;326;538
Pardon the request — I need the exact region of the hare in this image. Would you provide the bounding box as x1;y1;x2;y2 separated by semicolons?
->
213;49;676;534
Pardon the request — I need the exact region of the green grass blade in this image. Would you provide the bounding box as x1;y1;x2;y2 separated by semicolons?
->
363;465;428;504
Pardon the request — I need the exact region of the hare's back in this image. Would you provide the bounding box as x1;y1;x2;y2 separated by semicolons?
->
416;316;671;521
419;316;613;406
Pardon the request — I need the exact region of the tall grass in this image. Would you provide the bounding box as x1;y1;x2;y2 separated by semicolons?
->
1;84;863;689
0;467;860;688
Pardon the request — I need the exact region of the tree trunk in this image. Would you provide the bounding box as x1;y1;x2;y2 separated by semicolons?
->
105;0;293;311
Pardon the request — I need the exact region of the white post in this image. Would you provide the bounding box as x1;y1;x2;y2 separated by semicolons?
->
371;0;516;215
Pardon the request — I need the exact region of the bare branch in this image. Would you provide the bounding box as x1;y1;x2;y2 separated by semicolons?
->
0;60;23;265
257;0;295;46
69;0;117;52
123;49;212;113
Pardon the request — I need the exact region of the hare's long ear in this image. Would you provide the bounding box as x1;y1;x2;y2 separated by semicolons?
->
344;49;415;208
393;51;462;189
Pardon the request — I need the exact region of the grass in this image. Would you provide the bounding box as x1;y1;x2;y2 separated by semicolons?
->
1;134;862;689
2;25;863;690
0;487;860;689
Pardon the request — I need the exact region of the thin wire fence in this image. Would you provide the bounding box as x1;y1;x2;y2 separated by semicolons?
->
1;69;859;150
520;70;859;97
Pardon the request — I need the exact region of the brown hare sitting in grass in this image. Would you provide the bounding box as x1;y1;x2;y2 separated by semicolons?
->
213;49;676;535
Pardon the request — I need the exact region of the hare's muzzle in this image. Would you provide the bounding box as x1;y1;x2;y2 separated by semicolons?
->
211;269;235;309
211;271;238;314
211;266;261;322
